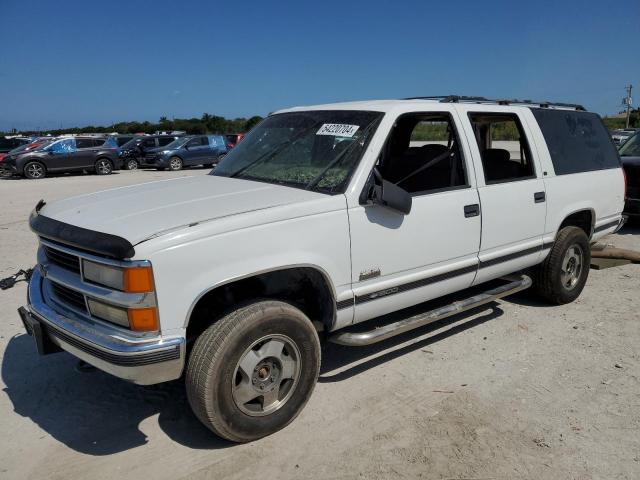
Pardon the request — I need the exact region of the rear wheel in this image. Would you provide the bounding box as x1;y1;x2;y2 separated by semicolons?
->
168;156;183;171
23;161;46;179
95;158;113;175
186;300;321;442
533;226;590;304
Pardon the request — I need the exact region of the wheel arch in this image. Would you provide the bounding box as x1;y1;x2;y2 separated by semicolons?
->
557;208;595;239
185;264;337;342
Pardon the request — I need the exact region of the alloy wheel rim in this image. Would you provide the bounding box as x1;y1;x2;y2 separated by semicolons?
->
561;244;583;290
127;160;138;170
97;160;111;174
27;163;43;178
232;334;301;417
170;158;181;170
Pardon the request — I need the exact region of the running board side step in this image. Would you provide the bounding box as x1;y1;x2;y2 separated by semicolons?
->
328;275;532;346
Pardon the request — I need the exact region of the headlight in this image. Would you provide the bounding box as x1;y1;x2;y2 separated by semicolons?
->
83;260;124;290
82;260;155;293
87;298;129;327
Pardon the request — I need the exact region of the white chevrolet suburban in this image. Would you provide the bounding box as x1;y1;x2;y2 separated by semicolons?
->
18;96;625;442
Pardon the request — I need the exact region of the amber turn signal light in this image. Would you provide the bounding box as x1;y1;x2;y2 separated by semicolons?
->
128;307;159;332
124;266;155;293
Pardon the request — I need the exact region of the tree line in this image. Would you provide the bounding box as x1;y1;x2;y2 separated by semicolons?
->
1;113;264;136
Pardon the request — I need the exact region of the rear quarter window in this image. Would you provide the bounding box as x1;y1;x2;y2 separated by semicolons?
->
532;109;621;175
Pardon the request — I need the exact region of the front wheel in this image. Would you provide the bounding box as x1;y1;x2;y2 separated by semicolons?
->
125;159;139;170
186;300;321;442
533;226;591;304
168;156;183;171
23;161;46;179
95;158;113;175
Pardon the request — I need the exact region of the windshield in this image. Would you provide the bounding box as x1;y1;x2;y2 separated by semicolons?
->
164;137;189;150
619;132;640;156
212;110;383;193
9;140;51;154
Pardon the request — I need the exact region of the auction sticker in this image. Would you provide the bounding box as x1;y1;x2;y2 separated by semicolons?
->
316;123;360;137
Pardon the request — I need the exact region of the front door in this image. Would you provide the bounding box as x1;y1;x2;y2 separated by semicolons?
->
349;112;482;324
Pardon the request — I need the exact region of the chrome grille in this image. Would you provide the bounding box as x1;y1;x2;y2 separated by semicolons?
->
44;246;81;274
50;281;87;313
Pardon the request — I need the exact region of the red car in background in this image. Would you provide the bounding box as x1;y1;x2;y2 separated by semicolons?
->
0;138;52;165
225;133;245;150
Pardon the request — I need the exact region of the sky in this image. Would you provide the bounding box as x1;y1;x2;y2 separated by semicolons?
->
1;0;638;131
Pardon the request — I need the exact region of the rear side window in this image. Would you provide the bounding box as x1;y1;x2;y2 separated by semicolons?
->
75;138;94;149
468;112;535;183
142;138;156;148
157;137;174;146
532;109;621;175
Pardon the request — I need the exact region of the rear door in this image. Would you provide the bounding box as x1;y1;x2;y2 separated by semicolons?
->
459;108;547;284
72;138;97;169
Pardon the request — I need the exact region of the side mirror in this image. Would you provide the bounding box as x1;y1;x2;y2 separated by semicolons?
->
184;144;190;150
361;169;412;215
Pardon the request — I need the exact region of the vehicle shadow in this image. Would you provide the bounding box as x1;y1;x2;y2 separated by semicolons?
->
320;302;504;383
617;222;640;235
1;334;232;455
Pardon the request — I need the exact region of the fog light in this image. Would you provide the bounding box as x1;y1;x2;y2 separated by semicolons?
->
87;298;129;327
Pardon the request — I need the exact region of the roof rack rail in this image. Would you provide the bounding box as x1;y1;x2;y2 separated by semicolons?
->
403;95;585;111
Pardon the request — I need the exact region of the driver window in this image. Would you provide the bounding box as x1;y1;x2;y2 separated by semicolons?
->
379;113;467;195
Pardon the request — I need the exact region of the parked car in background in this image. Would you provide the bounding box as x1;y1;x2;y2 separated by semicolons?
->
0;136;30;153
142;134;228;170
611;128;638;146
619;131;640;218
108;134;138;147
1;136;120;179
118;134;182;170
225;133;245;150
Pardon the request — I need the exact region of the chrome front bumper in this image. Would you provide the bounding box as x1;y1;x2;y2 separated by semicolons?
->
20;268;185;385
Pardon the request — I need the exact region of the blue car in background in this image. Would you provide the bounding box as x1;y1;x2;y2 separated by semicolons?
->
142;135;228;171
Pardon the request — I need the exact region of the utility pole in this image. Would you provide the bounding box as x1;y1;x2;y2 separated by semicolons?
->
624;84;633;128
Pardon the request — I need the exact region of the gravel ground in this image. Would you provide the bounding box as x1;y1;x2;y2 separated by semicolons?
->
1;169;639;480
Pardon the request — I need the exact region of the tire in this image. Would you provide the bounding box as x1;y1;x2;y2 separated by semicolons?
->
126;159;139;170
533;226;591;304
168;156;183;171
186;300;321;442
23;161;46;179
95;158;113;175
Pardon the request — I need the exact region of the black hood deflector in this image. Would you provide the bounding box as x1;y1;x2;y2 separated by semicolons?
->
29;201;135;259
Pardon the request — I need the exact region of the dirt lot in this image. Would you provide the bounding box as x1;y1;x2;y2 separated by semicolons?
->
1;169;639;480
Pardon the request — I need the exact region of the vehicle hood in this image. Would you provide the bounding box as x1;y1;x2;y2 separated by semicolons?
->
37;175;328;245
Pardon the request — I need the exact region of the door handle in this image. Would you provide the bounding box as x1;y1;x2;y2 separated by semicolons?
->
464;204;480;218
534;191;546;203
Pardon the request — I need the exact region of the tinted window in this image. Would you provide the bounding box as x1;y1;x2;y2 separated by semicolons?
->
532;109;621;175
157;137;175;146
75;138;94;149
187;136;208;147
468;113;535;183
142;138;156;148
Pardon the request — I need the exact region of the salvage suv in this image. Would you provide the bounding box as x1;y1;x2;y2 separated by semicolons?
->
19;96;625;442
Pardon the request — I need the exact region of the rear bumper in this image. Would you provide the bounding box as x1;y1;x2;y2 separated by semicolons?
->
20;268;185;385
